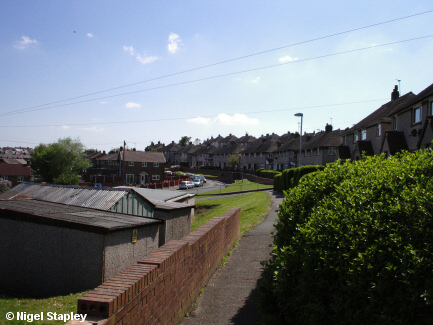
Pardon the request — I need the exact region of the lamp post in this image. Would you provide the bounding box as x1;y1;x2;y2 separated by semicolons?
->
294;113;303;167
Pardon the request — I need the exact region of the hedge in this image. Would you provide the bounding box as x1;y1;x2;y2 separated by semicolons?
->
273;165;324;191
259;150;433;324
258;169;281;180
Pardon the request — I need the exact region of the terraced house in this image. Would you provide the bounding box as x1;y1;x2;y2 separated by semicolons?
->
146;82;433;172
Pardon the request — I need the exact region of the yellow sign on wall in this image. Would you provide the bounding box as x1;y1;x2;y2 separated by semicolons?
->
132;229;137;244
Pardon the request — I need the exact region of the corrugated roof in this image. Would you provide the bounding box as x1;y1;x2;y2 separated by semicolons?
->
0;183;127;210
0;199;160;233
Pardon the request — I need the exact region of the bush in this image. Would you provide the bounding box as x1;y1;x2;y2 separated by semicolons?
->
180;161;189;167
259;150;433;324
0;178;12;193
275;165;324;191
273;173;283;191
259;169;281;180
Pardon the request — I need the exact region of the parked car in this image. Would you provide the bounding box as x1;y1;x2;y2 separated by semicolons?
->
198;175;207;183
179;181;194;189
192;178;204;187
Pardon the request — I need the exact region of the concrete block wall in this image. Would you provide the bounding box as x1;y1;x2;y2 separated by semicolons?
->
69;207;241;325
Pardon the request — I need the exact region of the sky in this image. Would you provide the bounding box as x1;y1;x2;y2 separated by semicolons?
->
1;1;433;152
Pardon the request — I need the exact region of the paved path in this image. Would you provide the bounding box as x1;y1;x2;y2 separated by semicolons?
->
181;191;284;325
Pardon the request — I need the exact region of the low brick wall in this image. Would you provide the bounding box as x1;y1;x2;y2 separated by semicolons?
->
68;207;241;325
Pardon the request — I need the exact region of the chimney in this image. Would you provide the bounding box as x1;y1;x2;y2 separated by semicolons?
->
391;85;399;101
325;124;333;133
277;141;282;148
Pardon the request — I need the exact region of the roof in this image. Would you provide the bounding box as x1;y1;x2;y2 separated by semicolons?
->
0;164;31;176
96;153;118;161
121;151;166;163
0;183;194;211
0;183;127;209
303;129;343;150
1;158;27;165
0;199;160;234
356;141;375;156
396;83;433;113
343;92;416;135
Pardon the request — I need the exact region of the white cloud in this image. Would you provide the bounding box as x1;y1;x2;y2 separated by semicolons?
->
14;36;37;50
187;117;211;125
82;126;104;133
123;46;159;65
279;55;299;63
100;101;108;105
168;33;182;54
87;33;94;38
61;125;71;130
215;113;259;126
246;77;261;83
125;102;141;109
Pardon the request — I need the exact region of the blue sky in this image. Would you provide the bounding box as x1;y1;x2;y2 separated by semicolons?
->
1;1;433;152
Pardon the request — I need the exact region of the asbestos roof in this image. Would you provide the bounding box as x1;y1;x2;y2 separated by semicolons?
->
0;199;160;233
0;183;194;211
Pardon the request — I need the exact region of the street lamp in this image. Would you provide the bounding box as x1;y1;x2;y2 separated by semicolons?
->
294;113;303;167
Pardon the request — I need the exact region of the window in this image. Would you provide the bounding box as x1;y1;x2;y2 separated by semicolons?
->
129;161;134;166
393;117;398;130
154;162;159;167
377;124;382;137
430;102;433;115
2;176;8;180
316;148;320;156
152;175;160;181
310;149;313;157
304;150;307;157
354;132;359;143
126;174;134;184
142;162;147;167
361;129;367;140
413;106;422;124
328;147;337;155
17;176;24;182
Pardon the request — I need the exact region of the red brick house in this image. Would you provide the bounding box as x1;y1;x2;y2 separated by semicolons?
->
0;163;31;187
120;151;166;186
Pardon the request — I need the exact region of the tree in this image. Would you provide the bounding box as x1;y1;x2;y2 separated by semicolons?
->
178;136;191;147
228;153;241;170
0;178;11;193
31;137;92;185
194;138;201;145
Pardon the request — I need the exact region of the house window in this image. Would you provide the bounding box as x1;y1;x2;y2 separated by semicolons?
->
152;175;160;181
354;132;358;143
129;161;134;166
304;150;307;157
377;124;381;137
142;162;147;167
393;116;398;130
328;147;337;155
361;129;367;140
154;162;159;167
310;149;313;157
2;176;8;180
413;106;422;124
316;148;320;156
254;153;256;157
126;174;134;184
17;176;24;182
260;153;262;157
430;102;433;115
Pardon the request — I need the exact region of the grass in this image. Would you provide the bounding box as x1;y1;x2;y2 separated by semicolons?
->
197;179;272;196
0;291;88;325
192;191;272;235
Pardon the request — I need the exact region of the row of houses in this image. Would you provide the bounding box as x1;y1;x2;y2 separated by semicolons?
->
0;147;32;187
147;82;433;170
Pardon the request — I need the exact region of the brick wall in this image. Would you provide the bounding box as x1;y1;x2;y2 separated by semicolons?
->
68;207;241;325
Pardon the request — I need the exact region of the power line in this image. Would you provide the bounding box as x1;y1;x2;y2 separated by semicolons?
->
0;34;430;118
0;98;388;128
3;9;433;117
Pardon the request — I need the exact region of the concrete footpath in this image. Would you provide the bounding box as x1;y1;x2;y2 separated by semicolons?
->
181;191;284;325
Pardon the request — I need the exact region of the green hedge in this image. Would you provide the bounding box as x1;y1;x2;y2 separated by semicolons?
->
258;169;281;180
259;150;433;324
274;165;324;191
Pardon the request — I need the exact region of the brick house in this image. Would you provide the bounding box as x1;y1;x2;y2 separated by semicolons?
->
0;163;31;187
120;150;166;186
385;83;433;153
342;86;416;160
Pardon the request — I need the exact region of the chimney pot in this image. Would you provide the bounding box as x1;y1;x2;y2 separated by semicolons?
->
391;85;400;101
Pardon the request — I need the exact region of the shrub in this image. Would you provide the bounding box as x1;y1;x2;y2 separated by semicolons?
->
180;161;189;167
273;173;283;191
259;170;281;180
259;150;433;324
0;178;12;193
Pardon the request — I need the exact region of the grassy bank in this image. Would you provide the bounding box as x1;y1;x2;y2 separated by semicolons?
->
197;179;272;197
192;191;272;235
